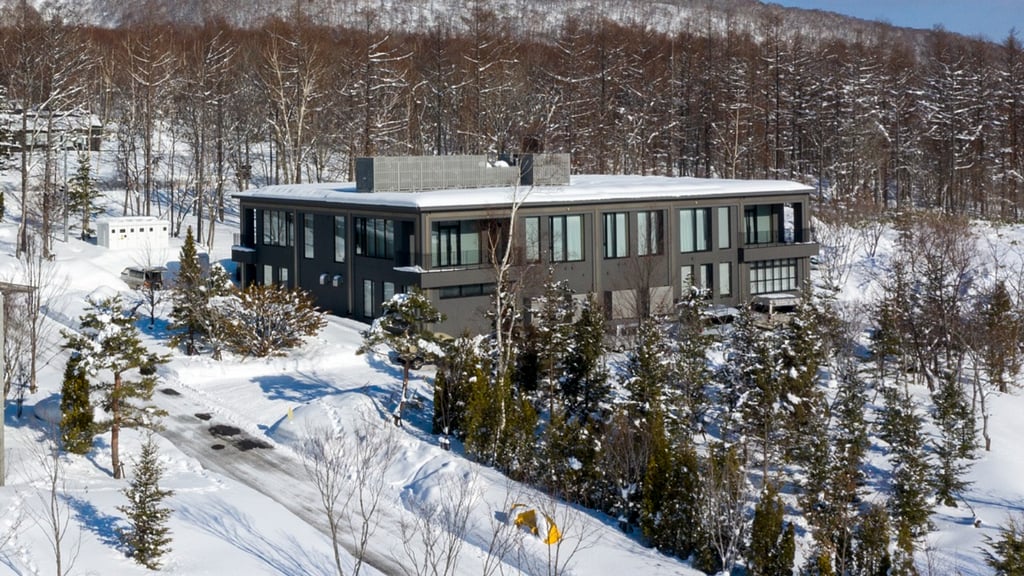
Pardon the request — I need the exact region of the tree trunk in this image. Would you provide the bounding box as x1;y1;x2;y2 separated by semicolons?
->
112;372;122;479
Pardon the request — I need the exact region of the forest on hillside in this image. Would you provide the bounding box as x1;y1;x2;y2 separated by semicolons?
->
1;0;1023;251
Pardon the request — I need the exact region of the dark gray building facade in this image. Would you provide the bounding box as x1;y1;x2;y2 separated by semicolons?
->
232;155;818;335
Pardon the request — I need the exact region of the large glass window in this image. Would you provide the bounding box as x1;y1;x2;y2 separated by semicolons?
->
383;281;396;303
679;208;711;253
334;216;346;262
750;258;798;294
279;267;289;287
432;221;482;267
603;212;628;259
363;279;374;317
682;264;712;297
717;207;732;249
262;264;273;286
354;217;394;259
681;265;693;291
262;210;294;247
719;262;732;297
745;205;775;245
637;210;663;256
550;215;584;262
524;217;541;263
303;214;315;259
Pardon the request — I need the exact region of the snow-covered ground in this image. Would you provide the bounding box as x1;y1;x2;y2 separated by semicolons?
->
0;165;1023;574
0;176;704;575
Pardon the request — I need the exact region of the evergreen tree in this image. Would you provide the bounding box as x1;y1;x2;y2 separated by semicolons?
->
853;503;892;576
358;288;443;426
168;226;206;355
59;354;94;455
669;287;712;436
748;482;795;576
560;294;610;425
541;408;603;508
640;421;700;559
984;514;1024;575
62;295;168;479
118;434;173;569
931;371;974;507
200;263;236;360
431;334;477;439
879;384;933;543
625;316;669;415
778;289;834;464
978;280;1022;393
530;271;574;413
724;305;783;476
66;152;100;239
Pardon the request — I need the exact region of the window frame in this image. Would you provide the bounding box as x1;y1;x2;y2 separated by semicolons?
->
303;213;315;259
603;212;629;259
637;210;664;256
550;214;584;263
679;208;711;253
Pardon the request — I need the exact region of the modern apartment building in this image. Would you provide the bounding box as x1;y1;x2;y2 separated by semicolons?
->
231;154;818;335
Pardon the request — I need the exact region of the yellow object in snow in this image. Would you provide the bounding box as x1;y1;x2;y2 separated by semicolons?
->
510;503;561;544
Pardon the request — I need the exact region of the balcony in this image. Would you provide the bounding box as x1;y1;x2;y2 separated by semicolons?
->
740;227;818;262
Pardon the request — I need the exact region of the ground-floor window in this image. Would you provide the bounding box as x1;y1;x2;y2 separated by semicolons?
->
363;279;374;317
279;267;289;287
383;281;397;302
263;264;273;286
749;258;798;294
681;264;712;298
719;262;732;297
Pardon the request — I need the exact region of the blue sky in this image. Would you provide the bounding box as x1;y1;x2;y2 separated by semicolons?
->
769;0;1022;42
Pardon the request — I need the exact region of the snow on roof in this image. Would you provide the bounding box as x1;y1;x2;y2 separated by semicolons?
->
234;174;813;211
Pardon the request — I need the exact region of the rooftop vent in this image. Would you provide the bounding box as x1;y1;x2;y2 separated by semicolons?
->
355;154;569;192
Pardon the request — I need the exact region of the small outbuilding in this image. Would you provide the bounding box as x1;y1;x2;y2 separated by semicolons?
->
96;216;169;250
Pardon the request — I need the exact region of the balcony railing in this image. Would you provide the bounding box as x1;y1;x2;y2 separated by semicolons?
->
744;227;815;246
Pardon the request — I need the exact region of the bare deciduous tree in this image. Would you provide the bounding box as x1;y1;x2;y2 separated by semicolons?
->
399;466;479;576
302;411;399;576
29;429;81;576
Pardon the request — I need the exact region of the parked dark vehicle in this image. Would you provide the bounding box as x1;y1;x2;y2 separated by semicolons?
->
120;266;167;290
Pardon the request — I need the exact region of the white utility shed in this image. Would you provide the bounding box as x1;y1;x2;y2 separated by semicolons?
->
96;216;169;250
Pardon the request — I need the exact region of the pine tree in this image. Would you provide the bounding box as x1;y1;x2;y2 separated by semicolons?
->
879;384;933;543
168;226;206;355
358;288;443;426
978;280;1022;393
724;305;783;476
625;316;669;416
431;334;477;439
62;295;168;479
984;514;1024;575
931;371;974;507
59;354;94;455
640;423;700;559
560;294;610;426
118;434;173;569
853;503;892;576
669;287;712;436
748;483;795;576
66;152;100;239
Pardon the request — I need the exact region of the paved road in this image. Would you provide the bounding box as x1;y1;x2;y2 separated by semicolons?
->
154;387;406;576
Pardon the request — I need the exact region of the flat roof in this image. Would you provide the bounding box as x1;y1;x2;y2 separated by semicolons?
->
234;174;813;211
